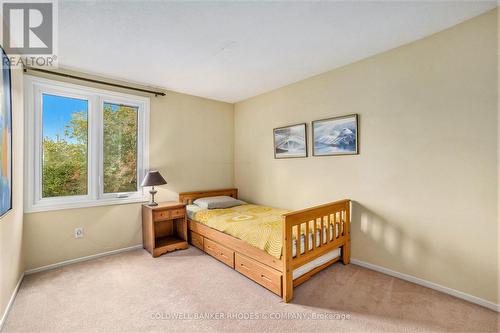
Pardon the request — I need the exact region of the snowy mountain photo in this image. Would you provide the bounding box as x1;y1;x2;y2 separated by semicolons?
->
313;115;358;156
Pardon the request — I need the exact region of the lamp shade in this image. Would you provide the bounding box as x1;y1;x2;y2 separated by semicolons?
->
141;171;167;187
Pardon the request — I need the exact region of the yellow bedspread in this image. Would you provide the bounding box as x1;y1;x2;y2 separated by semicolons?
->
192;204;289;259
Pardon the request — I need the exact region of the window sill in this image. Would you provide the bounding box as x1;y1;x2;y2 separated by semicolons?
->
24;196;149;214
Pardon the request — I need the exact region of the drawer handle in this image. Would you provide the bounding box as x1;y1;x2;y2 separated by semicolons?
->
260;274;272;283
239;263;250;271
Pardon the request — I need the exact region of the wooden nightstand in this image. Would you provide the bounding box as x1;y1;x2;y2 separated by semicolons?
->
142;202;189;257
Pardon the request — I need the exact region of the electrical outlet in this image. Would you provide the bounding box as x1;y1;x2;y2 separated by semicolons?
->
74;227;84;239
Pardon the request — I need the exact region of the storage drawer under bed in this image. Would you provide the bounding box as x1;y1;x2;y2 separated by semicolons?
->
189;231;204;250
235;253;282;295
204;238;235;268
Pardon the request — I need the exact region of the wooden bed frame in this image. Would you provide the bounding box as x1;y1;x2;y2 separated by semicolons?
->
179;188;350;302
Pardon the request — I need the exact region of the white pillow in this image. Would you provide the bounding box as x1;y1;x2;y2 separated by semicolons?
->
193;196;246;209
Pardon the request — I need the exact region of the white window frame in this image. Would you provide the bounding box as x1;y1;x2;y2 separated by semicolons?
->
24;75;150;213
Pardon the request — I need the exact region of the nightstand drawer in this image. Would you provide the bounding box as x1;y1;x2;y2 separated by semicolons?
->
204;238;234;268
171;208;185;219
153;210;171;221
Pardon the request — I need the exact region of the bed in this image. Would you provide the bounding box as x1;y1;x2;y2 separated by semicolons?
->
179;188;350;302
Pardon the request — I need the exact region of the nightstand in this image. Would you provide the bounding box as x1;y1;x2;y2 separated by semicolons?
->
142;202;188;257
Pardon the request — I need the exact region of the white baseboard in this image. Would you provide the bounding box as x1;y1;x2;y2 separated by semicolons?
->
0;273;24;332
351;259;499;313
25;244;143;275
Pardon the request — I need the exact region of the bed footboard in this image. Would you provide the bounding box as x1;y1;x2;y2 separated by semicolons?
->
282;199;351;302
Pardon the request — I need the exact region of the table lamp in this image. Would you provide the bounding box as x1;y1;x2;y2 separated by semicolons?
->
141;171;167;206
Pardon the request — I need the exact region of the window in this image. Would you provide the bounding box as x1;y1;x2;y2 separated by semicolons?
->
25;76;149;212
42;94;89;198
103;102;138;194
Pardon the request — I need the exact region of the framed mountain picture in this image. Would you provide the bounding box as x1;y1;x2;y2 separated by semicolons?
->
0;47;12;218
312;114;358;156
273;123;307;159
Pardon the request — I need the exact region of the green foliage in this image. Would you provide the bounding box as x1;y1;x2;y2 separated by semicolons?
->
42;115;88;197
42;104;138;198
103;104;138;193
65;111;88;143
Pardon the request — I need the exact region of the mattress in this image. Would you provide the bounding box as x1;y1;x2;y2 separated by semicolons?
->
187;204;289;259
187;204;342;279
293;248;340;280
292;223;339;256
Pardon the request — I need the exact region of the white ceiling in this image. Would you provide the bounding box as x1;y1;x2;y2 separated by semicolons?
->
58;1;496;103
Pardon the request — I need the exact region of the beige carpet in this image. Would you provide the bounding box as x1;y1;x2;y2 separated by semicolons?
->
3;247;498;333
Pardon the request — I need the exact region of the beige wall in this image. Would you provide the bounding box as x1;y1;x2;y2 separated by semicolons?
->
0;68;24;320
497;9;500;305
23;70;234;270
235;10;498;303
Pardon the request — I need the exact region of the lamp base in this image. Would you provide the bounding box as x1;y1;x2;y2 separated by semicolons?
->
147;187;158;206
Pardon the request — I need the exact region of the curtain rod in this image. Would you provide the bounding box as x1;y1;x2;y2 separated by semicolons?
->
23;67;166;97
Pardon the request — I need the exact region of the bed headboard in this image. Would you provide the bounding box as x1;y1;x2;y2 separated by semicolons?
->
178;188;238;205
